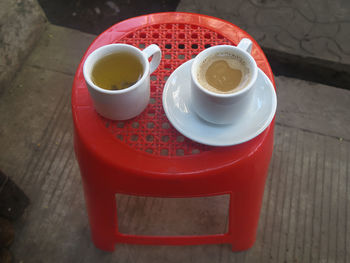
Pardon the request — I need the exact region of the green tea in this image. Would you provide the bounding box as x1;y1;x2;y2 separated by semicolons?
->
91;52;144;91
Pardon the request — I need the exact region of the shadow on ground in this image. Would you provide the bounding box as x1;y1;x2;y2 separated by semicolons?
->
38;0;180;35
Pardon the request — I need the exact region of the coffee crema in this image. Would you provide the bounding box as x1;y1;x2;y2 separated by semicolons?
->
197;53;250;94
91;51;143;91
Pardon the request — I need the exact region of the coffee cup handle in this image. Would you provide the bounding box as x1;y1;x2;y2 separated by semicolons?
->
237;38;253;54
142;44;162;74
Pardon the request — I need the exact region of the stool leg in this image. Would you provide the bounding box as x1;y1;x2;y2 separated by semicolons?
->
82;184;117;251
229;181;266;251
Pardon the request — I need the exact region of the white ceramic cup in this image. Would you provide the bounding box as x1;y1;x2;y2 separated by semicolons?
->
191;38;258;125
83;43;161;120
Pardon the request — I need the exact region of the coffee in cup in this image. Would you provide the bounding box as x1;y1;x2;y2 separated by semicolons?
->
190;38;258;125
197;53;251;94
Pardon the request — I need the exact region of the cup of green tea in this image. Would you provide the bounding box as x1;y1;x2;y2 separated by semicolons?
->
83;43;161;120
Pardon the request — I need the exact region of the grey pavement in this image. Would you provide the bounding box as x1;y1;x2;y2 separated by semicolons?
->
1;0;350;262
177;0;350;64
0;23;349;262
177;0;350;82
0;0;47;94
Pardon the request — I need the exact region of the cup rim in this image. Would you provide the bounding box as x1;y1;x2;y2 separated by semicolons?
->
83;43;149;94
191;45;258;98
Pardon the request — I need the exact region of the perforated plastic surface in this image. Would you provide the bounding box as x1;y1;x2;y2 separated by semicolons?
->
73;13;274;157
72;14;276;251
104;24;237;156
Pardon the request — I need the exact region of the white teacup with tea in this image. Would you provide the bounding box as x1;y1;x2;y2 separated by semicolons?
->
83;43;161;120
191;38;258;125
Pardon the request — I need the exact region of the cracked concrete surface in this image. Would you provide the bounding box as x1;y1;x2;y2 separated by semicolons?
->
1;0;350;261
177;0;350;65
0;24;349;262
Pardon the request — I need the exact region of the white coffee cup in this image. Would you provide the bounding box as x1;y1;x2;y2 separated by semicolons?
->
191;38;258;125
83;43;161;120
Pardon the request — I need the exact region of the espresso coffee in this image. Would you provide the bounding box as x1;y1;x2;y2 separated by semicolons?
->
91;51;143;91
197;53;250;94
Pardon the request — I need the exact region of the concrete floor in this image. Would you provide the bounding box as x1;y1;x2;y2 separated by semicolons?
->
177;0;350;66
177;0;350;89
0;24;349;262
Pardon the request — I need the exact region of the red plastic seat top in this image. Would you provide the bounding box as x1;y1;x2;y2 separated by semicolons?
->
72;12;276;251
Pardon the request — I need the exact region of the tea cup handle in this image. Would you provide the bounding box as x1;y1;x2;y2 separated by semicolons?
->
142;44;162;74
237;38;252;54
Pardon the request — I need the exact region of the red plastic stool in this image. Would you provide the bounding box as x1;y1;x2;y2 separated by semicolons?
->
72;12;275;251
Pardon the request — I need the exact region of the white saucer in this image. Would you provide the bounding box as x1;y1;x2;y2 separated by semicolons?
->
162;59;277;146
